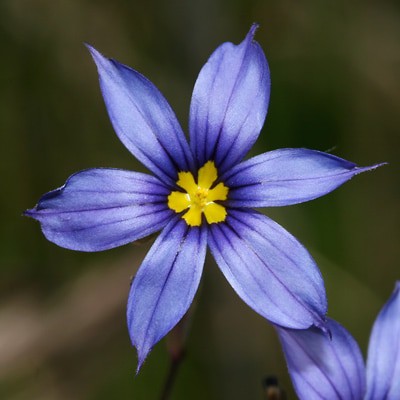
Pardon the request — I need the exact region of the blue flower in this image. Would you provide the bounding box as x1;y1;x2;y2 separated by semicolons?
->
25;25;381;370
276;282;400;399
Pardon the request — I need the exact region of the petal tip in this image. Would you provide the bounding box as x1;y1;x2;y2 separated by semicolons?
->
23;208;38;219
311;316;330;337
83;42;93;52
354;161;387;176
135;343;151;374
85;43;110;72
135;357;145;375
85;42;100;58
314;318;331;336
248;23;260;38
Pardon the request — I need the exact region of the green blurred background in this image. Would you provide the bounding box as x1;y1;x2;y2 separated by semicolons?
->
1;0;399;398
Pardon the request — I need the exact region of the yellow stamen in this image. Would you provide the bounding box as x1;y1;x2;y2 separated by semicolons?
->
167;161;229;227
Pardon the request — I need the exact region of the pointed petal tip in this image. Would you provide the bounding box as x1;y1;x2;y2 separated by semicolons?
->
314;318;331;338
83;42;92;51
134;340;153;375
86;45;105;67
23;207;39;219
244;24;261;48
248;23;260;38
23;208;33;217
135;354;145;375
356;161;387;174
84;43;110;72
84;42;100;57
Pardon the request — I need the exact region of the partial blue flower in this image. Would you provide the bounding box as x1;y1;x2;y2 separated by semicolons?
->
277;282;400;400
25;24;381;370
365;282;400;400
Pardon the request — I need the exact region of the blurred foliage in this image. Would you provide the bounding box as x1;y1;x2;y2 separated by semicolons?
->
0;0;399;399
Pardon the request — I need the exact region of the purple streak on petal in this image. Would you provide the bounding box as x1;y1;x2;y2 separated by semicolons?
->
127;217;207;371
365;282;400;400
24;168;173;251
87;45;194;185
189;24;270;173
224;148;385;207
276;318;366;400
208;209;327;329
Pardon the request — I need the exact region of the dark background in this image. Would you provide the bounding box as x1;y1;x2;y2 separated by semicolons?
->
1;0;399;399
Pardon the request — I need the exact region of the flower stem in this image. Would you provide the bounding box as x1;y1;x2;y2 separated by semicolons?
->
159;345;185;400
159;308;193;400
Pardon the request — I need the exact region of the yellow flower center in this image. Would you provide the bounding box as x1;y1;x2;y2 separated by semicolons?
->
168;161;229;227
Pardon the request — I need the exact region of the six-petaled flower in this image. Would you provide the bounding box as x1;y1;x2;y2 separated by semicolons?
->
25;24;381;370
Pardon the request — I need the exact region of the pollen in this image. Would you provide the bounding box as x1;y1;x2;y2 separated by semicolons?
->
168;161;229;227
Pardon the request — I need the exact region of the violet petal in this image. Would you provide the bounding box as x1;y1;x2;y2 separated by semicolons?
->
208;209;327;329
224;148;384;207
25;168;172;251
277;318;366;400
189;24;270;173
87;45;195;185
127;217;207;371
365;282;400;400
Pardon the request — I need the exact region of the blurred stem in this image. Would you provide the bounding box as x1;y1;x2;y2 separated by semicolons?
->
159;341;185;400
159;303;195;400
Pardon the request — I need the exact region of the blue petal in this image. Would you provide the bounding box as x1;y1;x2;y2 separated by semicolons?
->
365;282;400;400
224;148;385;207
208;209;327;329
189;24;270;173
276;318;366;400
127;217;207;371
87;45;194;185
25;168;173;251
